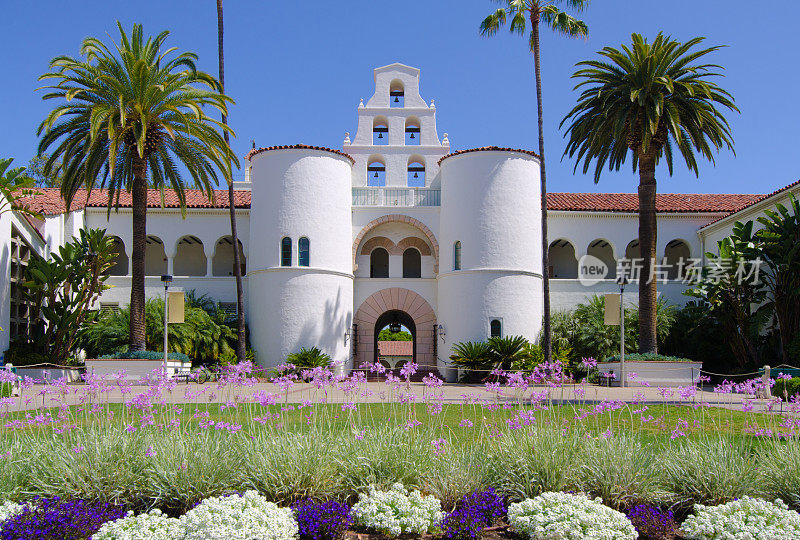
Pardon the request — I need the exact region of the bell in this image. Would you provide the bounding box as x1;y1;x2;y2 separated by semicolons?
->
413;172;418;178
374;171;379;178
394;96;399;103
409;133;415;139
378;132;383;139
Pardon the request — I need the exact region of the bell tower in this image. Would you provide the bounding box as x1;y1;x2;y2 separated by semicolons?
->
344;63;450;188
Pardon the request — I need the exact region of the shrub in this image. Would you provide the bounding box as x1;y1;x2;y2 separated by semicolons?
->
680;497;800;540
772;377;800;401
292;499;352;540
91;509;183;540
602;353;694;363
180;491;297;540
286;347;332;370
3;341;51;367
0;496;125;540
97;350;191;362
350;483;444;537
627;504;678;540
507;492;637;540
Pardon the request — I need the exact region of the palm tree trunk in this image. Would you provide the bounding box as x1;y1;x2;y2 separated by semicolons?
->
216;0;247;363
129;158;148;351
530;14;552;363
637;153;658;354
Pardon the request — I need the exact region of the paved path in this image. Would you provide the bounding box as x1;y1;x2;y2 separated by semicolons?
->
5;381;784;414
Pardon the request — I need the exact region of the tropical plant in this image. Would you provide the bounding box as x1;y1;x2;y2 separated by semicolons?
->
215;0;246;364
480;0;589;365
286;347;332;369
561;33;738;354
77;298;236;363
661;301;728;368
0;158;39;218
755;193;800;364
488;335;531;371
685;221;769;367
37;22;237;352
448;341;493;373
20;228;117;363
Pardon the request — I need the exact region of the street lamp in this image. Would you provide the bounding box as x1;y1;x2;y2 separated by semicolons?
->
616;272;630;388
161;275;173;374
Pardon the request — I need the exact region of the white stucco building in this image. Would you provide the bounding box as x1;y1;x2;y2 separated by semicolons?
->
5;63;796;376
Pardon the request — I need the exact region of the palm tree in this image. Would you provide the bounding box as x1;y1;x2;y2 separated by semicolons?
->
216;0;247;363
561;33;737;353
37;23;238;351
480;0;589;364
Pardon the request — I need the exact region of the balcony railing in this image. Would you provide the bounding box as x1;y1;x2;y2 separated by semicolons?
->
352;187;441;207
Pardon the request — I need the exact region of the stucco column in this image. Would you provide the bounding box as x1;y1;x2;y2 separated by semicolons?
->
204;247;214;277
165;250;176;276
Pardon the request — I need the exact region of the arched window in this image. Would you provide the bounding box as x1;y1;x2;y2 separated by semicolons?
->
453;241;462;271
587;239;616;279
390;79;404;108
145;235;167;276
298;237;310;267
367;156;386;187
407;156;425;187
548;239;578;279
490;319;502;338
370;248;389;278
105;237;128;276
213;236;246;276
405;117;420;145
372;116;388;145
402;248;421;278
664;240;691;280
174;236;206;276
280;237;292;266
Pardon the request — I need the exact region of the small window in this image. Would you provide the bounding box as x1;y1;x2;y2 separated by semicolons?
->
280;237;292;266
490;319;502;338
298;237;310;267
370;248;389;278
367;158;386;187
373;117;389;145
402;248;421;278
453;241;461;271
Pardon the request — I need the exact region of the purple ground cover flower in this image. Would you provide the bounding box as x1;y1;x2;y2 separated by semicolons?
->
0;496;125;540
291;499;352;540
441;488;507;540
626;504;677;540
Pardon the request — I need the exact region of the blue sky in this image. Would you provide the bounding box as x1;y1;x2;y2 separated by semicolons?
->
1;1;795;195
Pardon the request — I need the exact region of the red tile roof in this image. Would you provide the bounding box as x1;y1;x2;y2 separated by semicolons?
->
378;340;413;357
546;192;762;214
700;178;800;228
246;144;354;163
20;188;251;216
24;188;762;217
438;146;541;165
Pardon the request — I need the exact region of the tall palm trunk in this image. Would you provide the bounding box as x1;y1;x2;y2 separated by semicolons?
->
129;157;148;351
216;0;246;362
637;153;658;353
530;13;552;363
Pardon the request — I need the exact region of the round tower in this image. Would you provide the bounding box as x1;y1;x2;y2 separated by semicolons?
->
437;148;543;379
247;145;354;372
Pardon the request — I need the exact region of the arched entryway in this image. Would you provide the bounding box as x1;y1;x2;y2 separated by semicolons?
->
374;310;416;367
354;288;437;369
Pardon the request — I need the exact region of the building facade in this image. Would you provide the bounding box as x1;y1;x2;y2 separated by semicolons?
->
6;63;792;377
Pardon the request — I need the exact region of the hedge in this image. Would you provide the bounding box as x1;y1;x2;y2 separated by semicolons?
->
773;377;800;401
97;350;191;362
602;353;694;363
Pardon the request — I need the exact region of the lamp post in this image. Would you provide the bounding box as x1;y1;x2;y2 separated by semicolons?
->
616;272;630;388
161;275;172;374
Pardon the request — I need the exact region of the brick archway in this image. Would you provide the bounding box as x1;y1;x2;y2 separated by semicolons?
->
353;215;439;272
354;288;437;369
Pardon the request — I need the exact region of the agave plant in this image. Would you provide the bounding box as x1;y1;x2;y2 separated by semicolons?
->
488;335;532;371
449;341;493;374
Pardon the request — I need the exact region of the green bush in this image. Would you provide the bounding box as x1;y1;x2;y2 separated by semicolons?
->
772;378;800;401
97;350;190;362
4;341;51;367
286;347;332;369
0;383;12;397
602;353;694;363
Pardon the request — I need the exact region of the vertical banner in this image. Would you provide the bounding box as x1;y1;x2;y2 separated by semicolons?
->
168;291;185;324
604;293;621;325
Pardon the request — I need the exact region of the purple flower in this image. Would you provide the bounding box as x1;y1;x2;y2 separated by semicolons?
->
291;499;352;540
0;497;125;540
627;504;677;539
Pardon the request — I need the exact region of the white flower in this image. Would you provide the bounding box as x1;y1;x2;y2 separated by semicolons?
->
0;500;24;523
508;492;638;540
351;483;444;537
180;490;298;540
681;496;800;540
91;509;183;540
